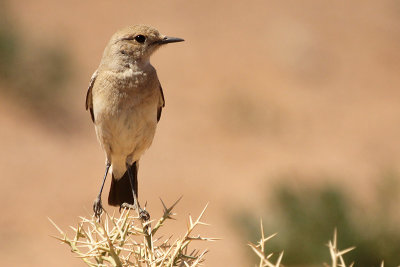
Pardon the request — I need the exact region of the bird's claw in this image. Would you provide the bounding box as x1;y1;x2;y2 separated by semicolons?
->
93;197;103;218
139;209;150;221
120;202;137;211
120;203;150;221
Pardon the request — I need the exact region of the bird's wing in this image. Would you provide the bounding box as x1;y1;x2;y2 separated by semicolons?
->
85;70;98;123
157;84;165;122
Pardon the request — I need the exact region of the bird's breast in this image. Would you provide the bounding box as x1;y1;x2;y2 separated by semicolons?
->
92;69;159;161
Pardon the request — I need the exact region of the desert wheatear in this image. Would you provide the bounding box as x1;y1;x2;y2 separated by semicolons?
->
85;25;184;219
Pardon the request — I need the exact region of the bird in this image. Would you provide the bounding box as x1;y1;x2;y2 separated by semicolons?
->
85;25;184;219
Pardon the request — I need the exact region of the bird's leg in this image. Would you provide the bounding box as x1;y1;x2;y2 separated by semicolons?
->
124;162;150;221
93;162;111;218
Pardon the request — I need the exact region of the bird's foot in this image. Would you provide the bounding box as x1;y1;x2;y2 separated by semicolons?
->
139;208;150;222
120;203;150;221
93;197;103;218
120;202;137;211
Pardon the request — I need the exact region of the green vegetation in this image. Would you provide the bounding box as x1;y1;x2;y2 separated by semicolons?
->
234;173;400;266
249;222;356;267
0;0;72;117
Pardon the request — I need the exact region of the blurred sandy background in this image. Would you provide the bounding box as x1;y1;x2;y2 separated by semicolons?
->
0;0;400;266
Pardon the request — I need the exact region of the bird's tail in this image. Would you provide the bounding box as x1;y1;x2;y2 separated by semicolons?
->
108;161;137;206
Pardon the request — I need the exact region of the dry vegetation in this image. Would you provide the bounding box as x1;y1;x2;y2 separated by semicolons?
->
50;201;390;267
49;199;217;267
248;221;360;267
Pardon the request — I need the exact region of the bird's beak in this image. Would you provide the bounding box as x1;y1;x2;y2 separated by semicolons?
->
158;36;185;44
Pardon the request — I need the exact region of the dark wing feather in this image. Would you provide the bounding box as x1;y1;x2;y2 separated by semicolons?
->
85;70;98;123
157;84;165;122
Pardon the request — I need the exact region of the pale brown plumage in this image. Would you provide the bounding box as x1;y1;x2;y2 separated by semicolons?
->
86;25;183;218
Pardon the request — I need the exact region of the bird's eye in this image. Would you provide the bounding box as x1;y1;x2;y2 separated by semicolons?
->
134;35;146;43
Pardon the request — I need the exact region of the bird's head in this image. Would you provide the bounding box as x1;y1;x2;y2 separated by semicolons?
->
101;25;184;69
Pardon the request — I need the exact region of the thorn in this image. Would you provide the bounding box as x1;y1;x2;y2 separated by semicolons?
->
189;215;194;228
48;217;65;235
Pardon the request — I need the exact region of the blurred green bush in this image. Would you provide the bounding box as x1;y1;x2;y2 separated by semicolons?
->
233;172;400;266
0;0;72;120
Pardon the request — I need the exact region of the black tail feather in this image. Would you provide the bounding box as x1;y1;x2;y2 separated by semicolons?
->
108;161;138;206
